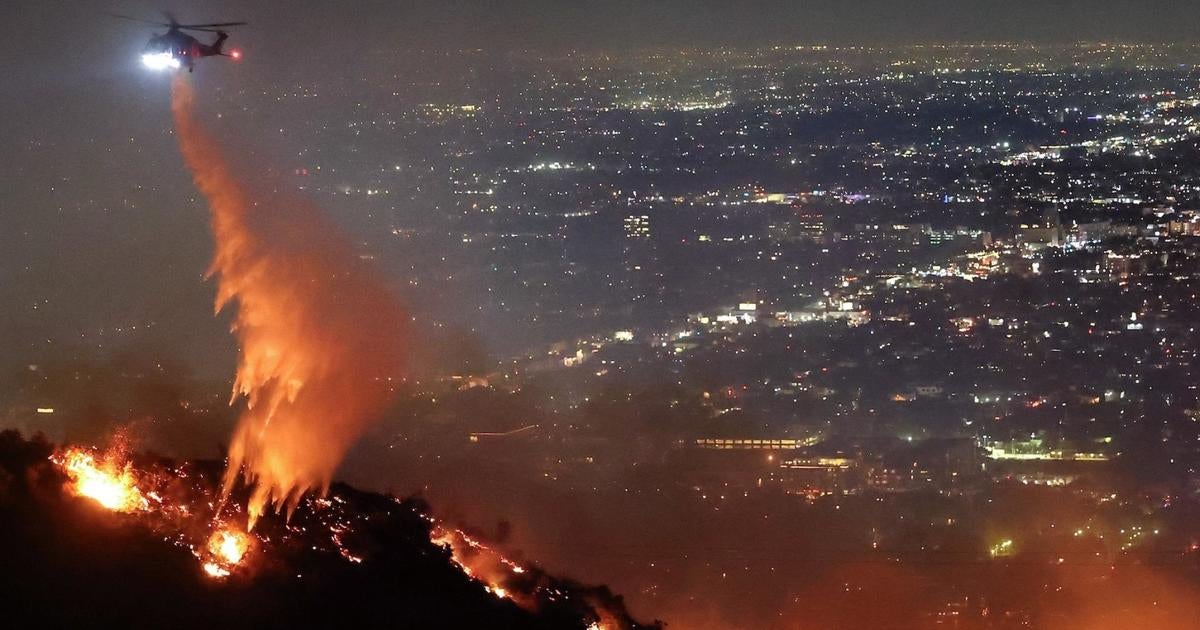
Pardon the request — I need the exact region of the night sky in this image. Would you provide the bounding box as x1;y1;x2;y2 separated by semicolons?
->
3;0;1200;376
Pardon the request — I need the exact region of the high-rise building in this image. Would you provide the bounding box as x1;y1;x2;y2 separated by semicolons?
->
624;214;651;239
621;214;661;312
795;210;826;242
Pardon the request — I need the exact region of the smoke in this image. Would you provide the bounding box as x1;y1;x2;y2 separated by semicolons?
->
170;76;406;529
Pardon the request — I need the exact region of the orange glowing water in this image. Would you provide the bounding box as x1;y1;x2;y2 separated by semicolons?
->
170;76;405;529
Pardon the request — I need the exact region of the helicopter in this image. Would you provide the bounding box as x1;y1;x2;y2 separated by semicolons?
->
110;13;247;72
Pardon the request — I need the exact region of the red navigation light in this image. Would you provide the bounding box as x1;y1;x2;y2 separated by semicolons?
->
230;49;243;60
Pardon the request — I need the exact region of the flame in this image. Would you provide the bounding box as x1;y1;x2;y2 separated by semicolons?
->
432;526;528;604
51;442;260;579
209;529;251;565
55;447;148;513
202;562;230;578
201;527;252;578
170;76;406;529
431;524;625;627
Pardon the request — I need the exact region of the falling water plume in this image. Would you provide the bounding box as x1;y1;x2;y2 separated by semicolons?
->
171;76;406;529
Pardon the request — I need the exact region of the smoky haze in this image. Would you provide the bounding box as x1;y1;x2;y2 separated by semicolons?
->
9;2;1200;629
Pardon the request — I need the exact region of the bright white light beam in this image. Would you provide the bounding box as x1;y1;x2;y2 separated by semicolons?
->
142;52;181;70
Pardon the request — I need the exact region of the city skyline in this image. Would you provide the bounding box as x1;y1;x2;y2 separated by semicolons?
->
7;3;1200;628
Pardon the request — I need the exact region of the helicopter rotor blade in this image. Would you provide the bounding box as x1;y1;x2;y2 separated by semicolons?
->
177;22;248;28
103;12;245;31
104;12;171;27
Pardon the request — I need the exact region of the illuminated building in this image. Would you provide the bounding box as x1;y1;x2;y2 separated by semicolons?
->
795;210;826;242
621;214;661;311
623;214;650;239
693;438;809;450
776;455;862;496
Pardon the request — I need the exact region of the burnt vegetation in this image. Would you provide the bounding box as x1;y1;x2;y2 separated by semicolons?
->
0;430;655;630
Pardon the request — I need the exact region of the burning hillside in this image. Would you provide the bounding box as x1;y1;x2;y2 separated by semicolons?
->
0;431;655;629
0;74;654;629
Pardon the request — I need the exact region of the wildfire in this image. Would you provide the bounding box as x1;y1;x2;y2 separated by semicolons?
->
432;525;527;604
430;524;629;628
202;563;230;578
36;73;637;629
210;529;250;564
54;447;148;513
46;444;636;626
201;528;252;578
51;444;255;580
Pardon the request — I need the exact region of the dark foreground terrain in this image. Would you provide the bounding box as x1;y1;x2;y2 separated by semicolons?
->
0;431;654;629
